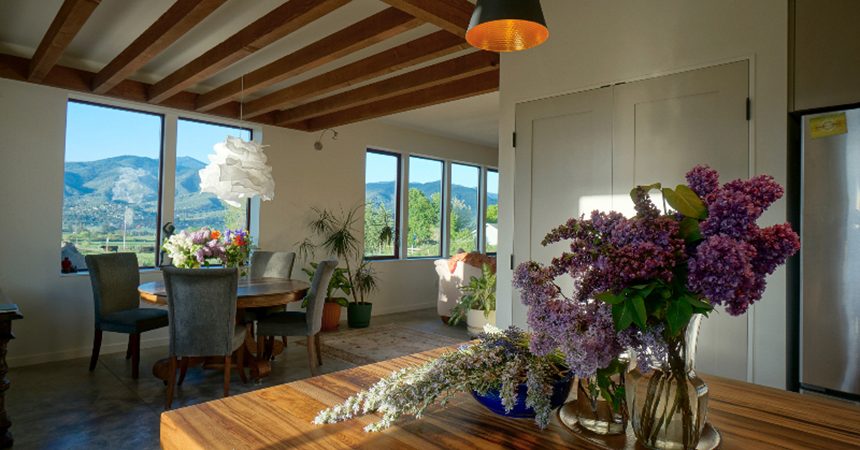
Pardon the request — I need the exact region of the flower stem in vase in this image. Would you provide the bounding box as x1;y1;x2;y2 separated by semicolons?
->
628;314;708;450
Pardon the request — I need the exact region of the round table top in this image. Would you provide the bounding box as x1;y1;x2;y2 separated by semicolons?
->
138;277;311;308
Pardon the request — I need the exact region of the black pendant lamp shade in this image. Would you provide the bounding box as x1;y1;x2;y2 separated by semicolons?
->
466;0;549;52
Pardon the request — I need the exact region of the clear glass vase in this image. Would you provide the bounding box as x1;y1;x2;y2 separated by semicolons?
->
572;371;628;435
627;314;709;450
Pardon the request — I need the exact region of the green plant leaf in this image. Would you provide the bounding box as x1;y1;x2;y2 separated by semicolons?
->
612;300;635;331
684;295;713;310
332;297;350;307
678;217;703;243
631;296;648;329
662;185;708;219
666;297;694;336
630;183;663;203
595;291;625;305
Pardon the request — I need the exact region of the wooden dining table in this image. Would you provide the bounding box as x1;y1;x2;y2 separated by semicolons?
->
160;344;860;450
139;276;310;382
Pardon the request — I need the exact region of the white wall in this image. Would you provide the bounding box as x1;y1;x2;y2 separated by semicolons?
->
0;77;496;367
496;0;790;388
257;121;497;317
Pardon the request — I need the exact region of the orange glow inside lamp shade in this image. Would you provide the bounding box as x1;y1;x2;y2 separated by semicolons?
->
466;0;549;52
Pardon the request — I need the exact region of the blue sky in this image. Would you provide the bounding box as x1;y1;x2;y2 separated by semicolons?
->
65;101;250;163
67;101;498;194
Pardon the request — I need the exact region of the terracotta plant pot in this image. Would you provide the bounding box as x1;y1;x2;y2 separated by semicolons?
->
347;302;373;328
320;301;343;332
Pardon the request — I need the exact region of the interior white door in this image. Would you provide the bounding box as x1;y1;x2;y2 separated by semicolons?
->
612;60;751;381
513;87;614;328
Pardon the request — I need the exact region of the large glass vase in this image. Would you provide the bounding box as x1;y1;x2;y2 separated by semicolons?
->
627;314;709;450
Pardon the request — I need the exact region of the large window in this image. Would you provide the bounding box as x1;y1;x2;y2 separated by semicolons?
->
407;157;443;258
62;101;164;270
450;163;480;254
364;150;401;259
486;169;499;254
175;119;251;233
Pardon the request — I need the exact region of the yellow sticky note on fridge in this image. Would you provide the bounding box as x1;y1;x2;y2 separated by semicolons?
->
810;113;848;139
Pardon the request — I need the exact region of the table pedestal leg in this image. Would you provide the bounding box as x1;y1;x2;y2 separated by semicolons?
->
0;320;15;449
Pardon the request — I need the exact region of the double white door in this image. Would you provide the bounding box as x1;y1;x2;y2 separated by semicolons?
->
513;61;750;380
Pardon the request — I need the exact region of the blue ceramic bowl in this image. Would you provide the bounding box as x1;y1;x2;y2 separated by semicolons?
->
471;375;573;418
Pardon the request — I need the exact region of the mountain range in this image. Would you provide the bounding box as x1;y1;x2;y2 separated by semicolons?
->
366;181;498;214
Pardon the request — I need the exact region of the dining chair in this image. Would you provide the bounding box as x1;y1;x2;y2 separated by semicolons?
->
86;253;169;379
244;251;296;351
162;266;247;410
255;259;338;377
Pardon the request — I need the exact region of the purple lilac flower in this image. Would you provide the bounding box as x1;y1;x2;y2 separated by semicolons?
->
685;165;720;203
687;235;759;316
617;324;667;373
750;223;800;275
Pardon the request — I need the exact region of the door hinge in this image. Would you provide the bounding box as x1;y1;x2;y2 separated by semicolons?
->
510;254;515;270
746;98;751;121
512;132;517;148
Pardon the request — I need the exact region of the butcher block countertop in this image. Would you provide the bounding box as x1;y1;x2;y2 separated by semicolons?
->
161;345;860;450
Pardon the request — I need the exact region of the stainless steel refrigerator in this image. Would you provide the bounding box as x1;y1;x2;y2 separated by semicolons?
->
801;107;860;398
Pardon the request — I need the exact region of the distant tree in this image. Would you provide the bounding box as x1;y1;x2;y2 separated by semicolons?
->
222;203;247;231
407;188;440;247
364;203;394;255
486;204;498;224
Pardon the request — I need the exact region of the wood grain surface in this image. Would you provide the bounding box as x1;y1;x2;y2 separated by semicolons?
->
160;345;860;450
138;277;309;308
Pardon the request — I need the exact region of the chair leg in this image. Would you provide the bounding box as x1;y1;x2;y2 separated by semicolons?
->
256;335;264;358
224;355;231;398
126;336;132;360
131;333;141;380
89;329;102;371
266;336;275;359
165;356;177;411
177;357;189;386
306;334;318;377
282;336;288;347
236;347;247;384
315;332;322;366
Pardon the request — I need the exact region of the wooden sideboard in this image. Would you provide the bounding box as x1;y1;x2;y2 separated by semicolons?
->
161;345;860;450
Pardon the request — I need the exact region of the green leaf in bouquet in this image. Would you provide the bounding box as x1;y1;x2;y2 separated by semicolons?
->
595;291;625;305
631;296;648;329
611;300;635;331
666;297;694;336
630;183;662;203
662;185;708;219
678;216;703;243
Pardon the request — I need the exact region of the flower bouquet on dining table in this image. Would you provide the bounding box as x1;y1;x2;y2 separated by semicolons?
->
161;227;253;275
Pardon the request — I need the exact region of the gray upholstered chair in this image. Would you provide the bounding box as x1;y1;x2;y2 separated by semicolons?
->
256;259;338;377
86;253;169;379
162;266;247;410
243;251;296;322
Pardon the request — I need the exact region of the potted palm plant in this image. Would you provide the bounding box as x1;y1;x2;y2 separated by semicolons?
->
298;204;395;328
447;263;496;336
301;262;351;331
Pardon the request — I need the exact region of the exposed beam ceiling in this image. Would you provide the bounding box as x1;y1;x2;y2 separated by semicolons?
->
302;69;499;132
242;30;469;119
28;0;101;82
276;50;498;126
92;0;228;95
377;0;473;37
147;0;352;104
0;53;276;126
195;7;422;112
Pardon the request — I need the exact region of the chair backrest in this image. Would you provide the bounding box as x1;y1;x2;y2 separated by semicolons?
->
85;253;142;327
162;267;238;357
250;251;296;279
305;259;339;335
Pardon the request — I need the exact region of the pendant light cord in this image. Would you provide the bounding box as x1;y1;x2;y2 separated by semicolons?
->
240;75;244;122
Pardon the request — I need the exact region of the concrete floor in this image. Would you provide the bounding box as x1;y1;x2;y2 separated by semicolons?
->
6;308;469;450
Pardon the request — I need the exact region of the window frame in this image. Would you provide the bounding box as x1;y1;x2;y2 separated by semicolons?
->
364;148;402;261
64;99;166;271
174;115;253;235
63;97;261;273
484;168;499;256
448;161;483;257
406;155;446;260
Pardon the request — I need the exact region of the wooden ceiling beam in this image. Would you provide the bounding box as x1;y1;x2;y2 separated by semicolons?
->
377;0;473;37
92;0;228;95
241;30;469;118
195;7;422;112
147;0;351;104
300;69;499;132
28;0;101;82
0;53;277;126
276;50;498;126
